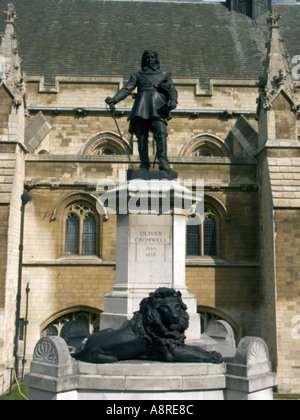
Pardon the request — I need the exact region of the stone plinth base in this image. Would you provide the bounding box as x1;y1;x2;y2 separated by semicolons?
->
76;360;226;401
127;169;178;181
25;336;277;401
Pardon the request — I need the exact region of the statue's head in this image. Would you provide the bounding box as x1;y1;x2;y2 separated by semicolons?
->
141;50;160;71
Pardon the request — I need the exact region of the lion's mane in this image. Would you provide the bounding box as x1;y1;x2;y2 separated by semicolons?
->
130;288;189;358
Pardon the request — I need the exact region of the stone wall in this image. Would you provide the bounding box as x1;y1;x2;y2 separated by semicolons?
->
16;72;263;378
0;205;9;307
1;67;292;394
273;93;298;141
274;209;300;394
21;265;116;358
1;1;299;396
21;150;260;363
25;79;258;157
257;150;278;374
0;88;11;137
186;265;260;337
0;143;26;393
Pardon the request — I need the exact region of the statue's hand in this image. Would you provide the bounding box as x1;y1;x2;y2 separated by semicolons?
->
105;97;116;112
105;96;116;105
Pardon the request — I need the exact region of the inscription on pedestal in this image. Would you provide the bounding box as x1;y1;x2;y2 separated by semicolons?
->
137;244;165;261
132;226;170;262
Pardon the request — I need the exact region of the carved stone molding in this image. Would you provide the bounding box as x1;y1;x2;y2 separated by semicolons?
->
33;337;59;365
230;336;270;366
3;3;16;24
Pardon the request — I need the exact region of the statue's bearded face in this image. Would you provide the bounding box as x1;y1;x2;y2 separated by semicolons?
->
141;50;160;71
144;52;157;69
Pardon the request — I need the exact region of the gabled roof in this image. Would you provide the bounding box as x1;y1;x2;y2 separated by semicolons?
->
0;1;299;85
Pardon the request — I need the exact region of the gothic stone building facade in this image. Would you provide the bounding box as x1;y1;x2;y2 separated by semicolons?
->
0;0;300;394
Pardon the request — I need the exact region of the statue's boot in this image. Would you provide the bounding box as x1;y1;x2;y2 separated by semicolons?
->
156;135;171;171
138;132;150;170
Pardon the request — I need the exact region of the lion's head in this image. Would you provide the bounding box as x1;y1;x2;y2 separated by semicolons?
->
130;288;189;353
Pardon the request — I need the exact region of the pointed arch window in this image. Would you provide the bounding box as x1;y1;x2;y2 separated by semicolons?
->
186;222;200;256
41;308;101;338
64;202;99;256
179;134;231;158
65;214;80;255
204;215;217;256
82;214;97;256
186;205;219;257
80;131;132;156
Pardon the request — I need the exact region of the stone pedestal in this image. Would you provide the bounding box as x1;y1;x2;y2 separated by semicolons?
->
25;336;277;400
226;337;277;400
127;168;178;181
99;177;202;340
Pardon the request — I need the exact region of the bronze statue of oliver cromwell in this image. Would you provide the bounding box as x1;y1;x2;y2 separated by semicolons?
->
106;50;178;171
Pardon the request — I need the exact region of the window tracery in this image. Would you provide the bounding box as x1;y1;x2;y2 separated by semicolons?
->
80;131;131;156
180;134;231;158
186;193;230;259
187;205;218;257
64;202;99;256
41;309;101;337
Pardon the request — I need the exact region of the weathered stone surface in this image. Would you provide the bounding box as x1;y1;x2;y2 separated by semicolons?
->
226;337;277;400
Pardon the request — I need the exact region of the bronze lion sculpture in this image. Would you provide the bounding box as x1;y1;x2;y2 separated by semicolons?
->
73;288;223;364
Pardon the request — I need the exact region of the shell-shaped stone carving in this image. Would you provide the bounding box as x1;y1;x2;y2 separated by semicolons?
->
247;339;269;364
33;338;59;365
232;337;270;366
